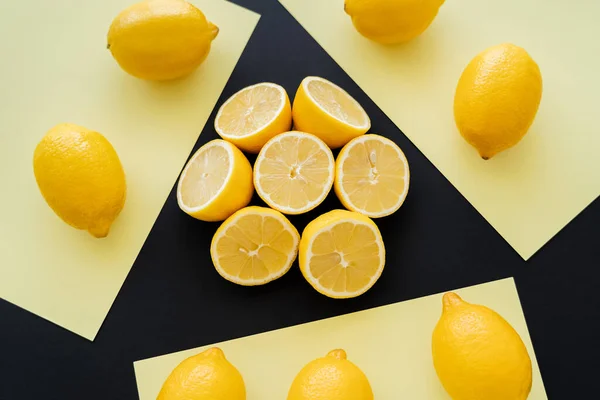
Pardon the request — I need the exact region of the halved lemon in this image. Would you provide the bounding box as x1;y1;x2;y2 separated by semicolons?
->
254;131;335;215
299;209;385;299
210;206;300;285
177;139;254;222
214;82;292;153
292;76;370;149
335;134;410;218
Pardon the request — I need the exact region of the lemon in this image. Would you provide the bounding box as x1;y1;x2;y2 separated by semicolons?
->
107;0;219;81
176;139;253;222
299;210;385;298
287;349;373;400
292;76;370;149
432;292;533;400
344;0;445;44
335;134;410;218
215;82;292;153
33;123;126;238
254;131;335;215
454;43;543;159
157;347;246;400
210;206;300;286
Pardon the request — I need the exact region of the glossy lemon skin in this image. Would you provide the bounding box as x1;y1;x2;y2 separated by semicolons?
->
33;123;126;238
454;43;543;159
287;349;373;400
107;0;219;81
158;347;246;400
344;0;445;44
432;292;533;400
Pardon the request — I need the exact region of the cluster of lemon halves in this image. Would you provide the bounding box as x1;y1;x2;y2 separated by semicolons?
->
176;76;410;299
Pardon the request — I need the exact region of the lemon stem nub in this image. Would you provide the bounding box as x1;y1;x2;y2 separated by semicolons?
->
442;292;464;310
327;349;347;360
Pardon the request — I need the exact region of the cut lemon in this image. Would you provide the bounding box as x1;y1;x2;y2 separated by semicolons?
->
335;134;410;218
177;139;254;222
254;131;335;215
210;206;300;285
214;82;292;153
299;210;385;299
292;76;370;149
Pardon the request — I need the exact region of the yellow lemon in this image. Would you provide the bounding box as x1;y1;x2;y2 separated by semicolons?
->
254;131;335;215
335;134;410;218
210;206;300;286
176;139;254;222
432;292;533;400
287;349;373;400
292;76;370;149
299;210;385;298
33;123;126;238
344;0;445;44
158;347;246;400
107;0;219;81
454;43;543;159
215;82;292;153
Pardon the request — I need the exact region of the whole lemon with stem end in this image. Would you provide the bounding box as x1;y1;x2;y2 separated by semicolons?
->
344;0;446;44
287;349;374;400
432;292;533;400
33;123;126;238
454;43;543;160
157;347;246;400
107;0;219;81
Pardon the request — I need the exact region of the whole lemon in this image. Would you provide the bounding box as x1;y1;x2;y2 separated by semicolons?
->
287;349;373;400
33;123;126;238
454;43;543;159
107;0;219;81
158;347;246;400
344;0;445;44
432;292;533;400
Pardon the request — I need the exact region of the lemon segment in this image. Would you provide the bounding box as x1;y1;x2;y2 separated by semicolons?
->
292;77;370;149
33;123;126;238
158;347;246;400
299;210;385;298
210;206;300;285
287;349;373;400
432;292;533;400
177;139;253;222
454;43;543;159
107;0;219;81
215;82;292;153
254;131;335;215
335;134;410;218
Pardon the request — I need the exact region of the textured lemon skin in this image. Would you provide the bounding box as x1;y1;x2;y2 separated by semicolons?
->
344;0;445;44
298;209;384;299
215;84;293;154
287;349;373;400
292;78;370;149
107;0;219;81
454;43;543;159
158;347;246;400
432;293;533;400
33;123;126;238
177;140;254;222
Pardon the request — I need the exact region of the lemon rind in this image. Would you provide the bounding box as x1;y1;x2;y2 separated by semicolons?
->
336;134;410;218
254;131;335;215
214;82;288;139
210;207;300;286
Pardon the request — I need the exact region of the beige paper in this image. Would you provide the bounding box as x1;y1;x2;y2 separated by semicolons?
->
0;0;259;340
279;0;600;260
134;278;546;399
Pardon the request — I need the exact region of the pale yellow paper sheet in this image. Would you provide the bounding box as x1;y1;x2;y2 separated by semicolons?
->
0;0;259;340
279;0;600;260
134;278;547;399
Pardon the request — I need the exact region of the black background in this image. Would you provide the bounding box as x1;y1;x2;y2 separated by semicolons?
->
1;1;599;398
